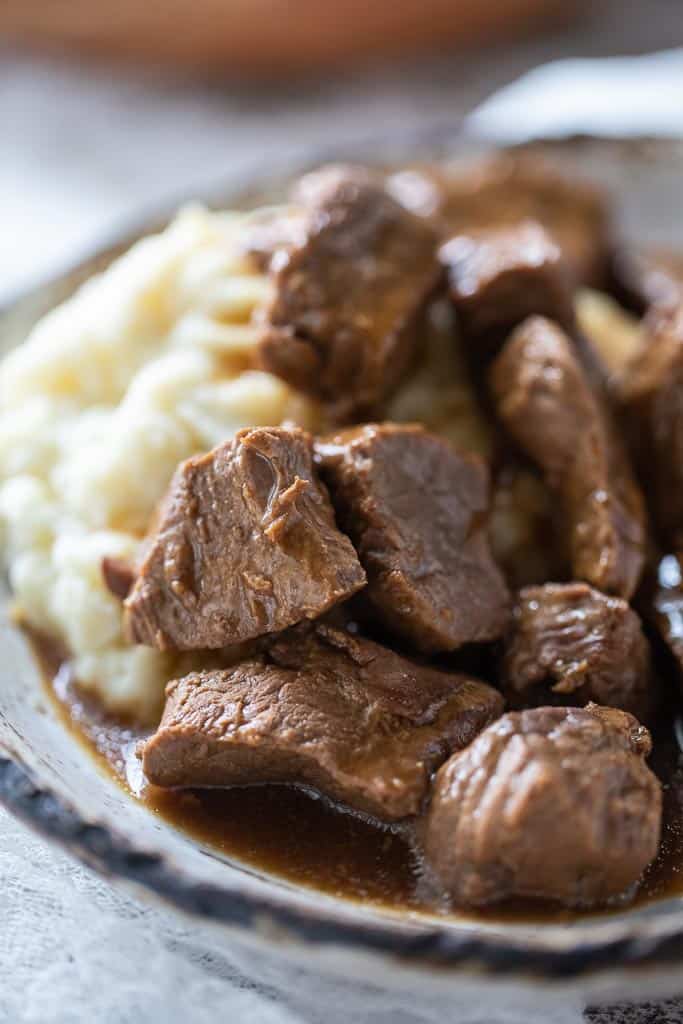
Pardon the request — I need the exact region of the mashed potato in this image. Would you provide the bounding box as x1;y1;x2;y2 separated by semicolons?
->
575;289;643;376
0;205;320;722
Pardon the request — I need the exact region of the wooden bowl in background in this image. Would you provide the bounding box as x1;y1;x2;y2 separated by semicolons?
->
1;0;572;77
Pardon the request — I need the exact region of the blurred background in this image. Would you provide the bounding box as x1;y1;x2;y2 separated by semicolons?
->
1;0;682;301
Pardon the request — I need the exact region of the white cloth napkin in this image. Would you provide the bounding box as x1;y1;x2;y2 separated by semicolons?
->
469;47;683;142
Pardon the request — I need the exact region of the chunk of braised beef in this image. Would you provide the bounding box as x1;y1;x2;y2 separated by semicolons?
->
501;582;656;723
141;622;504;821
423;704;662;907
315;423;510;653
489;316;647;599
388;154;612;287
620;305;683;549
124;427;365;651
257;165;441;422
439;221;573;357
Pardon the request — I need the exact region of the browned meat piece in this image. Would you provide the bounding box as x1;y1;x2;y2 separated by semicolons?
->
142;622;504;820
502;582;655;723
490;317;647;598
611;246;683;314
124;427;365;651
101;556;136;601
315;423;510;653
620;305;683;549
258;165;441;422
439;221;573;356
387;154;612;287
423;704;662;907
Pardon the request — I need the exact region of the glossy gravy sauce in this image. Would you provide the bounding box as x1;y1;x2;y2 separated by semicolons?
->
34;632;683;923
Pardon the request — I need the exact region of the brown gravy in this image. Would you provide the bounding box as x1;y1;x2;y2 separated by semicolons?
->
33;632;683;923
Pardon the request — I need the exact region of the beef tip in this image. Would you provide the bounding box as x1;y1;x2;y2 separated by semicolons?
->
257;165;441;422
124;427;365;651
502;582;656;723
388;155;612;287
141;622;504;820
315;423;510;653
620;305;683;549
101;556;136;601
489;316;647;598
439;221;574;357
423;704;662;907
611;246;683;315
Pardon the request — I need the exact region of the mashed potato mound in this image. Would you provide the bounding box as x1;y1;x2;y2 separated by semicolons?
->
0;205;321;722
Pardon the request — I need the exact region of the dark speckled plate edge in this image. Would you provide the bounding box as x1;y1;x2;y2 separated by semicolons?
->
3;749;683;980
2;130;683;984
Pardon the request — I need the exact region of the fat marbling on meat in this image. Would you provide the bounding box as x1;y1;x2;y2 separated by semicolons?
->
258;165;441;422
439;220;573;356
490;316;647;599
502;582;656;723
423;704;661;906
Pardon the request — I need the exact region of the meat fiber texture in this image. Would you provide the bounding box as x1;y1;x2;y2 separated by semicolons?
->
0;205;320;721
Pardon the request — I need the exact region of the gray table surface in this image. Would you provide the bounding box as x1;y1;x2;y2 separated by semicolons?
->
2;3;683;1019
